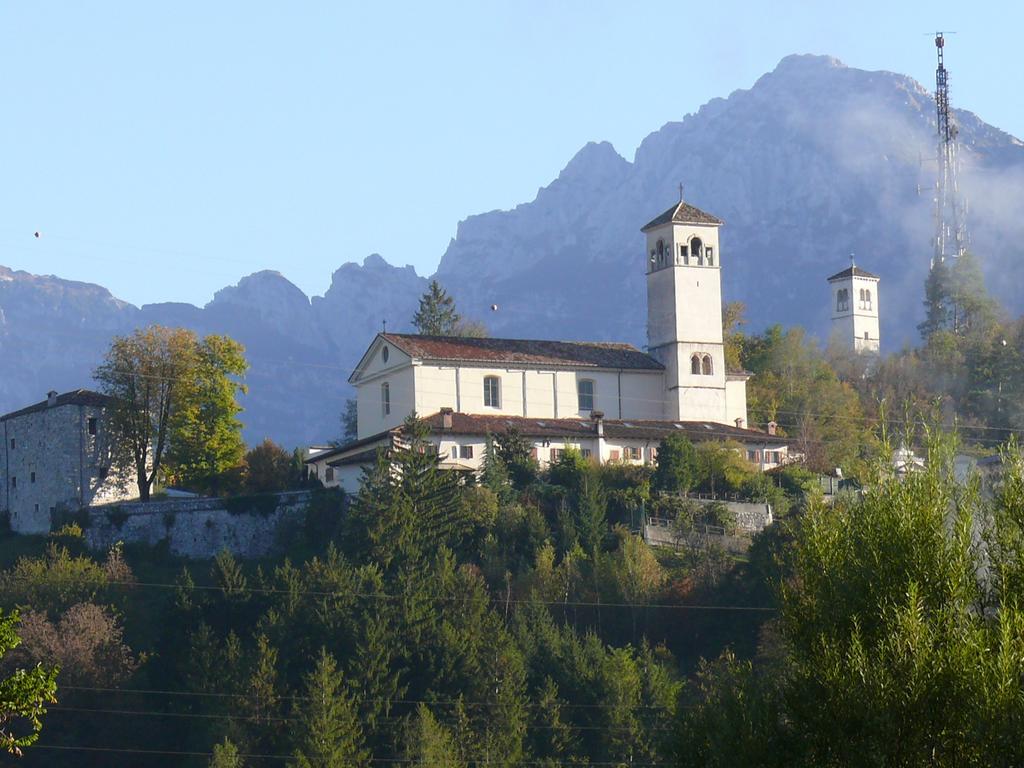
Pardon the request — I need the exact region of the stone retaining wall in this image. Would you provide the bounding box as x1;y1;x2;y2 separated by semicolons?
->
84;490;315;559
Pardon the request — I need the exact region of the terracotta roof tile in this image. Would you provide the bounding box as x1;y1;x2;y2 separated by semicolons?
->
421;412;790;446
641;201;723;231
381;334;663;371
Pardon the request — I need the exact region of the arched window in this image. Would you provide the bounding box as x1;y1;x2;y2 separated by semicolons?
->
864;289;872;310
691;237;704;265
577;379;595;411
656;239;665;267
680;244;689;264
381;382;390;416
691;354;701;375
837;289;849;312
483;376;501;408
701;355;713;375
706;247;714;266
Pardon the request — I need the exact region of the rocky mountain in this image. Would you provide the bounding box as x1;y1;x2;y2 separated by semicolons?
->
2;54;1023;446
436;54;1024;346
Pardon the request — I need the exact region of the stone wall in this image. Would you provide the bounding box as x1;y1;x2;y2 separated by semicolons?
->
644;520;753;554
84;491;317;559
1;399;134;535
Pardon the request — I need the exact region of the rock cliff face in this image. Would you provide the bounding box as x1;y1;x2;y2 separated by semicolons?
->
2;55;1023;446
435;54;1024;346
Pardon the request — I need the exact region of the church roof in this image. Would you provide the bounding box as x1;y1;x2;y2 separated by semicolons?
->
419;412;789;445
380;334;664;371
641;200;723;231
0;389;111;422
827;265;879;282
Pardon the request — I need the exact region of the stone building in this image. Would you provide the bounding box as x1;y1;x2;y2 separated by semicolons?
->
0;389;137;534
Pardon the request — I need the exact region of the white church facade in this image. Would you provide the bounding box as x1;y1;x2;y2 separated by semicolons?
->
308;200;792;491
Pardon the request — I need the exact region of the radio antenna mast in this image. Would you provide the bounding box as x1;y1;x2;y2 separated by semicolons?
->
932;32;968;267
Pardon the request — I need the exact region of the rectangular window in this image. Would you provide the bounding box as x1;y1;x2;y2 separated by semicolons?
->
88;417;97;436
625;446;641;460
609;449;620;461
484;376;501;408
30;471;35;483
577;379;595;411
581;449;592;459
551;448;564;461
325;467;335;482
9;438;13;450
458;445;473;459
706;246;714;265
381;382;391;416
680;245;689;264
748;450;760;463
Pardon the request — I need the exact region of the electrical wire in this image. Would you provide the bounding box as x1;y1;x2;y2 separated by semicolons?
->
80;578;778;613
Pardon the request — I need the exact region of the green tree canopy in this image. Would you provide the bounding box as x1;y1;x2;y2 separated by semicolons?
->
293;648;369;768
652;433;699;493
243;439;295;493
413;280;461;336
0;609;58;757
94;325;247;500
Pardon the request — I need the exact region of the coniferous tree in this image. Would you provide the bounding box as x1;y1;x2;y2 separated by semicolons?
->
404;704;466;768
652;434;699;493
209;738;244;768
919;260;953;341
413;280;461;336
349;614;407;748
293;648;369;768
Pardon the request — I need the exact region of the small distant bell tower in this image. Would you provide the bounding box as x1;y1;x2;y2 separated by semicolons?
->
827;256;880;354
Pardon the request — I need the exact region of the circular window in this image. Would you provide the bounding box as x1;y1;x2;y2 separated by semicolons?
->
381;346;389;363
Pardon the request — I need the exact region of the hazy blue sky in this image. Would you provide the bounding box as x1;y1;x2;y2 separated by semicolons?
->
1;2;1020;307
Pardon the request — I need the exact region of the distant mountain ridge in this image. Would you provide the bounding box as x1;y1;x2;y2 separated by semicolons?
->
3;54;1023;445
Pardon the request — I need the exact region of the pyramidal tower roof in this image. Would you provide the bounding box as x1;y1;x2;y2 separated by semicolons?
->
827;265;880;282
641;200;723;231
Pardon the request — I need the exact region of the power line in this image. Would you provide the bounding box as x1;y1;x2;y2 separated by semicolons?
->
80;578;777;614
30;744;671;766
60;685;679;713
48;704;679;731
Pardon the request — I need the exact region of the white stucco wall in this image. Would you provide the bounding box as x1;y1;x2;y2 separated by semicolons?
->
409;364;665;422
830;275;880;355
725;378;749;427
357;366;416;438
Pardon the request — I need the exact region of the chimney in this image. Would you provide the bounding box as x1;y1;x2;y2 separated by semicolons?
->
591;410;605;438
735;417;745;430
767;421;777;436
46;390;58;407
440;407;454;430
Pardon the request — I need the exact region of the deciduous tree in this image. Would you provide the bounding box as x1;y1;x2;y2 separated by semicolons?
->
0;610;58;757
94;325;247;500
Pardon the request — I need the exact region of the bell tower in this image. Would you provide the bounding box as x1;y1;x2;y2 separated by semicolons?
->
827;257;880;355
643;198;738;424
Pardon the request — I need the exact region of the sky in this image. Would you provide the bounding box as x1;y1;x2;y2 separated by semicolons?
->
1;1;1021;308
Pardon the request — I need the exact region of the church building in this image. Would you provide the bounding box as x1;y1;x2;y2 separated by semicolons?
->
308;200;791;491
